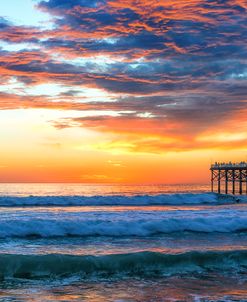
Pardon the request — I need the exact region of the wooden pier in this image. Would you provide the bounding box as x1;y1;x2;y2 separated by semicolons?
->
210;162;247;195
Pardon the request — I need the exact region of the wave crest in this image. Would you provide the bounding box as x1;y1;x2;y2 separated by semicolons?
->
1;215;247;238
0;193;241;207
0;250;246;280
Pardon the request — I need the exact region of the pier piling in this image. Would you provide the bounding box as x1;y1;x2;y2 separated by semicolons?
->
210;162;247;195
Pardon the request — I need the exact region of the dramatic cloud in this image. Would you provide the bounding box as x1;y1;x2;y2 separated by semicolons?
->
0;0;246;153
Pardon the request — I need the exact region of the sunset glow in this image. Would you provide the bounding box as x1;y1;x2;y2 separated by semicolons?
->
0;0;246;183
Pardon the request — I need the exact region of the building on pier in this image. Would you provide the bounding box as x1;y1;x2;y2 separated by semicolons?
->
210;161;247;195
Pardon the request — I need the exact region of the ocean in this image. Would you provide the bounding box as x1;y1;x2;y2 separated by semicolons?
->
0;183;246;302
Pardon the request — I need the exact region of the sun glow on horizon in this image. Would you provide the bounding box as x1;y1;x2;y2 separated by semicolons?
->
0;0;246;183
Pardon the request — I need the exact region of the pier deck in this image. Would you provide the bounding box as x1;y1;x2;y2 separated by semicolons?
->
210;162;247;195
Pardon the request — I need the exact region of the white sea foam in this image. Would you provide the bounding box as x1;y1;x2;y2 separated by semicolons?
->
0;193;246;238
0;193;243;207
0;214;246;238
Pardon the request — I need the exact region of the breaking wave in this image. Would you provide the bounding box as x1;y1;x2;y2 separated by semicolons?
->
0;250;246;280
0;193;242;207
1;215;247;238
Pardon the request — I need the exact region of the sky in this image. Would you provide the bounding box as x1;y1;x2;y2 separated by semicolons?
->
0;0;246;183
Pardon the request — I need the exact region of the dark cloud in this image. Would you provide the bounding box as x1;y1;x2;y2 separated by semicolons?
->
0;0;246;152
38;0;101;10
0;17;10;28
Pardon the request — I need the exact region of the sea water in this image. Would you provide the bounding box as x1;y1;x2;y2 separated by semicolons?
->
0;183;246;302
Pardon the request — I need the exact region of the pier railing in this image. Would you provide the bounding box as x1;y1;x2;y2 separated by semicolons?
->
211;162;247;169
210;162;247;195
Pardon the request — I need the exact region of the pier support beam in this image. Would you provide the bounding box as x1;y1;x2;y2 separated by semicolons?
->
239;170;243;195
218;170;221;194
225;170;228;194
232;170;235;195
211;170;214;192
245;170;247;195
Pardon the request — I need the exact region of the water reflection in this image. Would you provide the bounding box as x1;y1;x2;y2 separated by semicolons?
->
1;233;247;256
0;275;247;302
0;183;210;197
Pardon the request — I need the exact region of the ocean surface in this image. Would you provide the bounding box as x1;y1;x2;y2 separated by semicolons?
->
0;183;247;302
